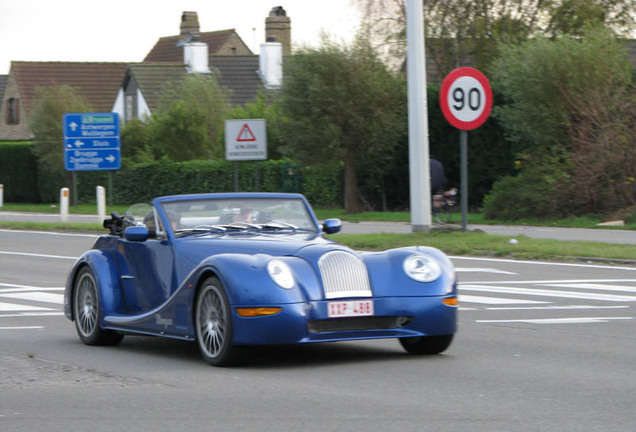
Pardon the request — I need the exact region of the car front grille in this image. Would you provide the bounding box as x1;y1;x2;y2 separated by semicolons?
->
318;250;372;299
308;316;413;333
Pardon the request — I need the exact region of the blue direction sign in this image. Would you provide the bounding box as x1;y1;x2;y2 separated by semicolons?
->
64;112;121;171
65;148;121;171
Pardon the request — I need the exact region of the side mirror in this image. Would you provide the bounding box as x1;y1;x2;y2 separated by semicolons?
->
322;218;341;234
124;226;149;242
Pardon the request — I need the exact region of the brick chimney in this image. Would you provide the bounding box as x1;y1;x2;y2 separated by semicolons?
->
180;11;200;37
265;6;291;56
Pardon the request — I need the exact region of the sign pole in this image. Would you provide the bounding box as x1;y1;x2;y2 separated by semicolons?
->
460;130;468;231
234;161;239;192
72;172;78;208
439;67;492;231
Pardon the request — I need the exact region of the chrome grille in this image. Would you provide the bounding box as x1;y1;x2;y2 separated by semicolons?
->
318;251;372;299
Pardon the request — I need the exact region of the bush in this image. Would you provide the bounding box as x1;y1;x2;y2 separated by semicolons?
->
482;161;572;220
0;142;40;202
109;159;343;207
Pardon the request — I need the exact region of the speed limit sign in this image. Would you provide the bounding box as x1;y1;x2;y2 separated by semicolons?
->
440;67;492;130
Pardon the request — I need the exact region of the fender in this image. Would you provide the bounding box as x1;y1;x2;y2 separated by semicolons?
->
190;253;322;305
64;249;125;321
361;246;456;297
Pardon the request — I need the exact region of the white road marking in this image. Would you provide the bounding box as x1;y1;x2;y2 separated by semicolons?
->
459;295;549;305
545;283;636;293
476;317;633;324
450;255;636;272
455;267;518;275
0;292;64;304
0;250;77;260
0;326;44;330
0;312;64;318
0;228;98;238
0;302;55;312
460;284;636;302
477;305;629;311
0;287;64;293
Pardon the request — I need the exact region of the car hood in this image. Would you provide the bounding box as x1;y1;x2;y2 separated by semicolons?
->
173;232;349;261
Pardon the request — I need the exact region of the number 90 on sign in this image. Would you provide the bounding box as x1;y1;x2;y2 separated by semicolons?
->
440;67;492;130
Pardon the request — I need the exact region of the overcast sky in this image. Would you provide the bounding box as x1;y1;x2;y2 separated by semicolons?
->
0;0;361;74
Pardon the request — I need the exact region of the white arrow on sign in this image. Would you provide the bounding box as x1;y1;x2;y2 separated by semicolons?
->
105;155;116;163
74;140;84;148
69;122;78;132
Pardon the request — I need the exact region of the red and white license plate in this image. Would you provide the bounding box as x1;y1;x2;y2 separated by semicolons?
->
327;300;374;318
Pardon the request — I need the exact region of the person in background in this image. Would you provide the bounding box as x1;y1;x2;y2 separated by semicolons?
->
430;157;447;193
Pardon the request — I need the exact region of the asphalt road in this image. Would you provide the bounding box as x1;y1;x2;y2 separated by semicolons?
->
0;229;634;431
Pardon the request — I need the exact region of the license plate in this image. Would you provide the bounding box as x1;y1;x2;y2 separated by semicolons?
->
327;300;374;318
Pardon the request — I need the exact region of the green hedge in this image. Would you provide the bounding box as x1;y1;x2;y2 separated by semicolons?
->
0;142;40;202
108;159;343;207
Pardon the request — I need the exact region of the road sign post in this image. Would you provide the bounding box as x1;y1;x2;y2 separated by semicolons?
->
225;119;267;191
440;67;492;231
63;113;121;206
64;113;121;171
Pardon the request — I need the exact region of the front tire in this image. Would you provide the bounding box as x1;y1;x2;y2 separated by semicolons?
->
73;267;123;346
195;277;247;366
400;334;453;355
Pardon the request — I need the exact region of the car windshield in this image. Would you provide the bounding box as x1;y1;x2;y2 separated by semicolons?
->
160;197;317;235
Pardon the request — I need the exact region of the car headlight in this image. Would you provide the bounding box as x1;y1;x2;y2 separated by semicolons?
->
267;260;295;289
403;254;442;282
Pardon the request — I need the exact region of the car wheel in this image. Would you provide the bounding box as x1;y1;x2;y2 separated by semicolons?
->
195;277;247;366
399;334;453;355
73;267;123;346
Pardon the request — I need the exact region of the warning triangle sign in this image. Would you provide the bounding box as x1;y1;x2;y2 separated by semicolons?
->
236;124;257;142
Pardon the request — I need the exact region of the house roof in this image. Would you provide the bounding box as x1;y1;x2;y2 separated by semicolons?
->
144;30;249;62
11;61;128;114
209;56;263;106
125;63;187;112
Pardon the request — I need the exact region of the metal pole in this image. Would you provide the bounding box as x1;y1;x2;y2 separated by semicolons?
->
406;0;431;232
108;172;113;206
460;130;468;232
255;162;259;191
234;161;239;192
72;172;78;208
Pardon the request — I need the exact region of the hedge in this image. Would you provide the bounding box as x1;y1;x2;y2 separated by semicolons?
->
0;141;40;202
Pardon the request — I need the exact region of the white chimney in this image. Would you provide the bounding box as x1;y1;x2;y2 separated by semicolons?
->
259;42;283;88
184;41;210;74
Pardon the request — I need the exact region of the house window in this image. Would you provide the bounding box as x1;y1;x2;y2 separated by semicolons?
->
125;94;134;122
5;98;20;125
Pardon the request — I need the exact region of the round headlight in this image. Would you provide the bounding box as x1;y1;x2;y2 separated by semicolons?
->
403;254;442;282
267;260;295;289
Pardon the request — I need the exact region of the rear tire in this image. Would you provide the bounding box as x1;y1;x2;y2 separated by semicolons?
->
195;277;247;366
400;334;453;355
73;267;123;346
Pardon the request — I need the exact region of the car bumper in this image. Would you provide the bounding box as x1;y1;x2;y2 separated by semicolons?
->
231;296;457;345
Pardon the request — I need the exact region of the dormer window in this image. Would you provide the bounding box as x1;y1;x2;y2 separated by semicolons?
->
5;98;20;125
231;47;237;55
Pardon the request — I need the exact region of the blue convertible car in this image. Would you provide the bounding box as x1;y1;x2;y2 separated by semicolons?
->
65;193;457;366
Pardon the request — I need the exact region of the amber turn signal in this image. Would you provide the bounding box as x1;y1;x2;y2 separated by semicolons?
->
442;297;458;306
235;307;283;317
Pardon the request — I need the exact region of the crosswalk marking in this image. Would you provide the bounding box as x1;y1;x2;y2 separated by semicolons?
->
476;317;633;324
545;283;636;293
0;302;55;312
0;292;64;304
460;284;636;302
459;295;549;305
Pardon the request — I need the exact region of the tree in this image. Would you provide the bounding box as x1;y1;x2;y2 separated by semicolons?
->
29;85;91;202
489;28;635;217
147;73;231;161
354;0;635;77
280;33;406;213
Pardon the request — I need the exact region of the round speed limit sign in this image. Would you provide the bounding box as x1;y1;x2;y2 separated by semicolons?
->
440;67;492;130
